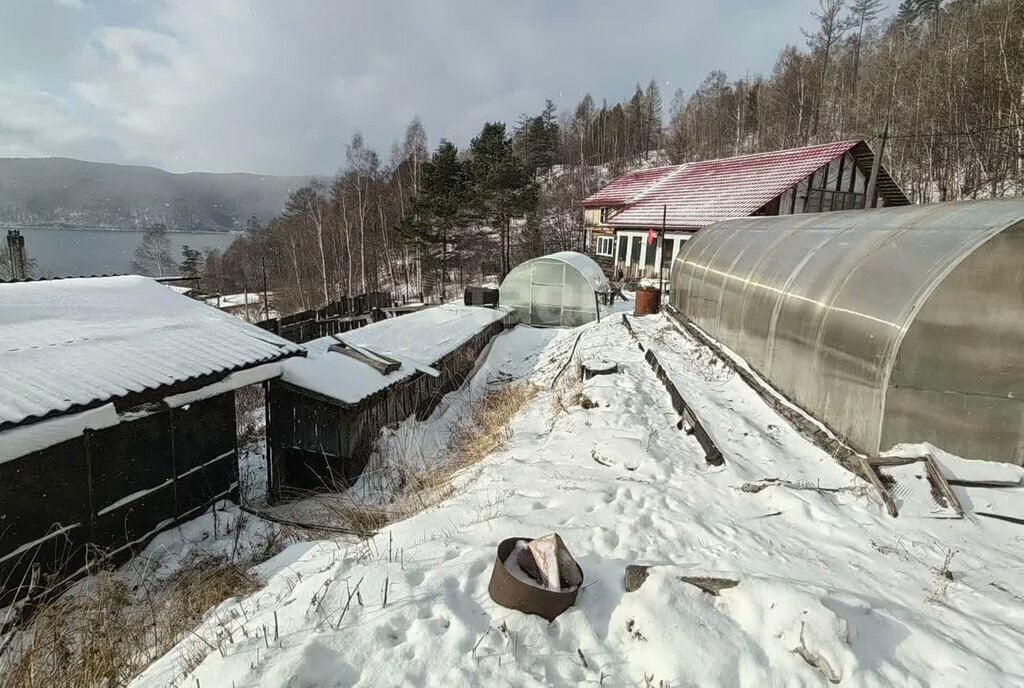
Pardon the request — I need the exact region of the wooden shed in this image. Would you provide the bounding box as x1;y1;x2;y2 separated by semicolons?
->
266;304;516;499
0;276;304;604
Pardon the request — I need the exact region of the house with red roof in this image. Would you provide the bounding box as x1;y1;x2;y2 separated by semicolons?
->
581;140;910;278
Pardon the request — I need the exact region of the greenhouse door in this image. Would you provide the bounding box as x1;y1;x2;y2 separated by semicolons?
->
529;260;567;326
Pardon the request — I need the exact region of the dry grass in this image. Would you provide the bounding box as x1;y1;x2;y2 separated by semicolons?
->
235;384;265;455
0;559;260;688
548;356;584;430
288;383;539;537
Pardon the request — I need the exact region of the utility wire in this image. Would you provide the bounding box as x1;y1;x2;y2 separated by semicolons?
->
883;123;1022;140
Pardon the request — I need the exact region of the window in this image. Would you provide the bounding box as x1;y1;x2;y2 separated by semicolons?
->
630;236;642;264
595;236;614;256
617;235;628;261
599;207;610;223
645;236;658;266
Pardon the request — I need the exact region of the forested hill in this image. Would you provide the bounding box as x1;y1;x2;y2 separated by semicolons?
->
0;157;311;231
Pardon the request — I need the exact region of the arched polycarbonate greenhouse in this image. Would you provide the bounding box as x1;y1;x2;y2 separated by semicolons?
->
669;198;1024;464
500;251;610;327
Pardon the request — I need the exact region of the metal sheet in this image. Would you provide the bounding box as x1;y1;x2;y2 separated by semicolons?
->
670;198;1024;463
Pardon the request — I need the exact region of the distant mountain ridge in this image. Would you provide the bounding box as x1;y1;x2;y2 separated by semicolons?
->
0;157;312;231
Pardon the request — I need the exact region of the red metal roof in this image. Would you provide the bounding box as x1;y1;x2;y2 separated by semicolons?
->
595;141;874;230
581;165;679;207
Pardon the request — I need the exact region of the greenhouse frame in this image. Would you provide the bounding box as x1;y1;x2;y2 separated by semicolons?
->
499;252;610;327
669;198;1024;464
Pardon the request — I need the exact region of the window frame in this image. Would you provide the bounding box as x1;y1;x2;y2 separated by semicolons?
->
595;236;615;257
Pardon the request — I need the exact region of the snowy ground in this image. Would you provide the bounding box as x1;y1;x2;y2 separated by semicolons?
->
127;314;1024;687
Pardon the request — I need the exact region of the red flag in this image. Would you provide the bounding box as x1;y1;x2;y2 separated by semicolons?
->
646;228;654;245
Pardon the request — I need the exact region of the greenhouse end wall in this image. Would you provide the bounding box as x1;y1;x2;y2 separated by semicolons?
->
669;199;1024;464
500;252;608;327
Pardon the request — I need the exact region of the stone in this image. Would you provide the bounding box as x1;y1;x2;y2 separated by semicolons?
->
624;564;651;592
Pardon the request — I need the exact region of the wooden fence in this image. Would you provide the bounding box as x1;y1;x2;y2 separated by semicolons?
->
256;292;392;343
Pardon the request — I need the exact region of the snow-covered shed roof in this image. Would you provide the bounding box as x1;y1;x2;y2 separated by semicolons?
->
585;140;909;230
0;275;304;430
280;304;512;406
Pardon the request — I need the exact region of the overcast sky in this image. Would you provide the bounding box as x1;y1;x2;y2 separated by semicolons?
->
2;0;835;176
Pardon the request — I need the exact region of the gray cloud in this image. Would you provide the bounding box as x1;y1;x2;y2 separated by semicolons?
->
0;0;823;175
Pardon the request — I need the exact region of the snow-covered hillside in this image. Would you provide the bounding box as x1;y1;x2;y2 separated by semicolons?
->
130;314;1024;687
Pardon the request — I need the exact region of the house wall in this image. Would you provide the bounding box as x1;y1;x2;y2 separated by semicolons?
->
583;207;604;228
590;230;692;280
0;394;238;605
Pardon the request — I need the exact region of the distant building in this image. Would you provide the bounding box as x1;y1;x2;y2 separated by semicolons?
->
205;291;274;322
581;140;910;278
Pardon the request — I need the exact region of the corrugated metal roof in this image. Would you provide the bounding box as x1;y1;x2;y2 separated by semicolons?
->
581;165;679;207
610;141;863;229
0;275;304;430
585;140;911;230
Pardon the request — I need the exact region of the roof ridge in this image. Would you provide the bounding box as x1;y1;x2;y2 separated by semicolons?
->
685;139;862;167
622;163;688;205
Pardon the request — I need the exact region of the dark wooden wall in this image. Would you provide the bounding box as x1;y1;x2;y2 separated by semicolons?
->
0;394;238;606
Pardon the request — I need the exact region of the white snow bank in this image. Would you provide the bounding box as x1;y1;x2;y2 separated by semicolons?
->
0;403;119;464
163;362;283;408
130;316;1024;688
281;304;511;405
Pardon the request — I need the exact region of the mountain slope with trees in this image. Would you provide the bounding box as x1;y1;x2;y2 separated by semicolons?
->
0;157;310;231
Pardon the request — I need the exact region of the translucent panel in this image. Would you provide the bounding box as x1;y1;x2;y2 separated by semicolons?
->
669;199;1024;462
779;189;794;215
840;154;854;192
499;252;608;328
794;178;808;214
532;260;565;286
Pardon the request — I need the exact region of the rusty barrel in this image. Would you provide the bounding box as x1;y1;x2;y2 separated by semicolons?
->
487;537;583;621
634;287;661;316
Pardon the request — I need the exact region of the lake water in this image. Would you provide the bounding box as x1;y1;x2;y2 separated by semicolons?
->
4;226;239;278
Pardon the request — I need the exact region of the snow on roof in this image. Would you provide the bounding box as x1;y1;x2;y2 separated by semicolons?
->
587;141;910;231
280;304;511;406
0;275;304;430
581;165;678;207
612;141;863;229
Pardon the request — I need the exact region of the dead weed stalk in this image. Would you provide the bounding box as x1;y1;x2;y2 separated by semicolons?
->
0;559;260;688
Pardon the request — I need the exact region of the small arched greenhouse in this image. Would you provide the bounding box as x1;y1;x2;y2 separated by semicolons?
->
500;251;610;327
669;198;1024;464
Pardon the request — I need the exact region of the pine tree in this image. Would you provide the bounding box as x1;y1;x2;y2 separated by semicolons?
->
644;79;664;159
626;84;646;160
400;140;471;301
896;0;919;23
848;0;885;110
468;122;538;276
180;245;203;279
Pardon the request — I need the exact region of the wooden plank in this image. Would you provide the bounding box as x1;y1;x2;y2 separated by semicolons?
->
923;453;964;517
855;454;899;517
